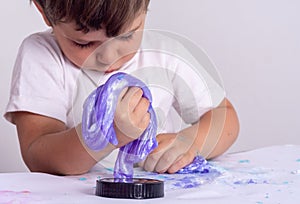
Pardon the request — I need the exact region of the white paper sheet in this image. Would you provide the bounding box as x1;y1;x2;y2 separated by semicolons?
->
1;145;299;204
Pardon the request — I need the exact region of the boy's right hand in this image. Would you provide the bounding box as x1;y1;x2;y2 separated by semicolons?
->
113;87;151;147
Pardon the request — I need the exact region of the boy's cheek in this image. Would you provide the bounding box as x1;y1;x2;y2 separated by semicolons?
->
107;53;137;72
66;50;96;69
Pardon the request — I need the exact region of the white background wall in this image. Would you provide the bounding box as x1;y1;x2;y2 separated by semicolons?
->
1;0;299;172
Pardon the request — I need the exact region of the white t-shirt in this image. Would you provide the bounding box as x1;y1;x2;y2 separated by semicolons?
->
5;29;225;166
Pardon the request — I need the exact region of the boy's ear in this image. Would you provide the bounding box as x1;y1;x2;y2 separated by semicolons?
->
33;0;52;27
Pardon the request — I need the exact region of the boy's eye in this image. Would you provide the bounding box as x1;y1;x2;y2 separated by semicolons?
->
73;41;94;49
119;32;134;41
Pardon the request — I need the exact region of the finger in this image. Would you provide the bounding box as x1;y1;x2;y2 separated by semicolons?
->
117;87;128;103
133;97;150;117
143;134;176;172
139;112;150;130
167;151;195;174
154;147;181;173
143;144;167;172
122;87;143;112
137;160;145;168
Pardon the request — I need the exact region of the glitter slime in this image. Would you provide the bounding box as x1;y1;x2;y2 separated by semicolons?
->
82;72;210;179
82;72;158;179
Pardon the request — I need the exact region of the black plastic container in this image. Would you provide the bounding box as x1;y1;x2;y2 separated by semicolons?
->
96;178;164;199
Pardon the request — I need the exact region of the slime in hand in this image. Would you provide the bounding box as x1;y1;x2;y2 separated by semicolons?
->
82;72;158;178
82;72;211;179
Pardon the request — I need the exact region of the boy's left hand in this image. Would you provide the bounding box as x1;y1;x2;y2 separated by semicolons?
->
139;133;198;173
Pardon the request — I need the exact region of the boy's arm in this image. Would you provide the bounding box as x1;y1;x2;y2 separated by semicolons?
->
13;111;116;175
140;98;240;173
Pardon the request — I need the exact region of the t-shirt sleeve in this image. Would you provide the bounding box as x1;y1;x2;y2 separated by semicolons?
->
4;33;68;124
171;51;226;124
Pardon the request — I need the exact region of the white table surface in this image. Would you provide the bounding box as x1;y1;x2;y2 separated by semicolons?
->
1;145;300;204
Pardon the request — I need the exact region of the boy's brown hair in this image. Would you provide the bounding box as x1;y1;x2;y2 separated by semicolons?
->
32;0;150;37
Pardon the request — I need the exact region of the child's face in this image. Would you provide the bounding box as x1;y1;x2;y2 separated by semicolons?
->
52;13;146;72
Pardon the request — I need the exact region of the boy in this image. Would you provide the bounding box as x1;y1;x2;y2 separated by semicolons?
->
5;0;239;175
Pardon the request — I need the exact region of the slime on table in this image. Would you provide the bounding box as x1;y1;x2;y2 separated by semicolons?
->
82;72;211;179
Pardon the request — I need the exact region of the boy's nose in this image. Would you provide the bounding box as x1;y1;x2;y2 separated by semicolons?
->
96;51;119;65
96;42;119;66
